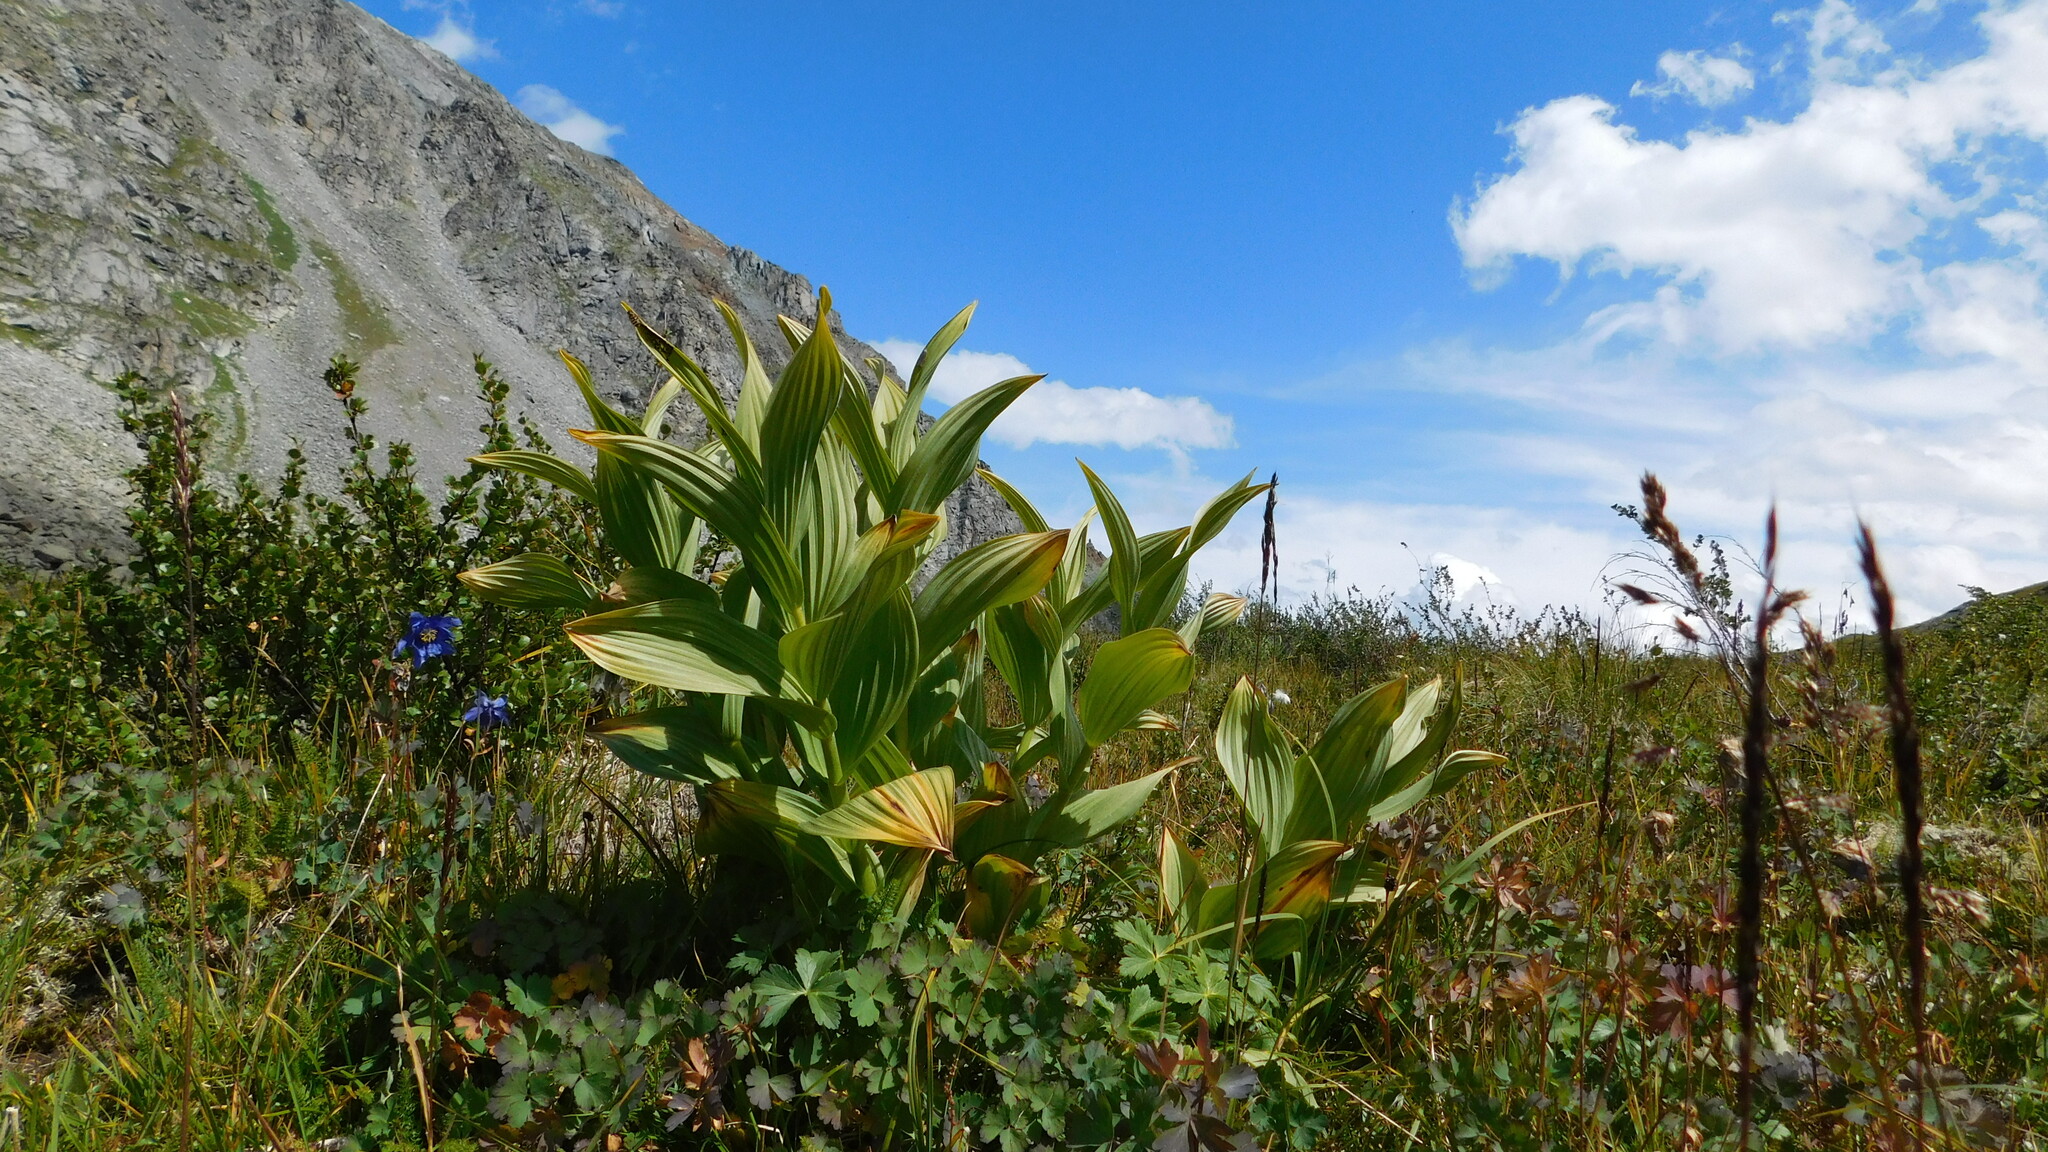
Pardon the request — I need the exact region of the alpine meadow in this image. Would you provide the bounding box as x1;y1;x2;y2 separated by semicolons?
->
4;0;2048;1149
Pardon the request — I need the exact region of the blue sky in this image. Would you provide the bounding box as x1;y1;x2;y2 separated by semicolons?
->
364;0;2048;621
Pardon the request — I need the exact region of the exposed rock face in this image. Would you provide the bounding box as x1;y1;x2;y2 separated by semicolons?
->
0;0;1017;572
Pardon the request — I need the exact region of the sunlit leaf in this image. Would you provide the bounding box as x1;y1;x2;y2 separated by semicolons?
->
457;553;596;611
801;766;957;854
1076;628;1194;746
896;374;1039;514
963;853;1048;941
1034;761;1186;850
468;449;597;504
566;599;783;698
1078;461;1139;627
1159;826;1205;929
913;531;1068;665
1216;677;1296;860
892;301;977;461
1179;592;1250;647
975;466;1051;534
594;704;741;782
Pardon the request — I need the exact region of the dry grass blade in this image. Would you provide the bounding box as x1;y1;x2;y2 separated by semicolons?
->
1257;473;1280;609
1858;522;1931;1149
1735;507;1783;1148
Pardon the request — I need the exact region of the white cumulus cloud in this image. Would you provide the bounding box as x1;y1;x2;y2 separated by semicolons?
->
1454;1;2048;354
874;341;1234;456
420;13;495;63
1630;50;1755;106
1291;0;2048;623
515;85;624;156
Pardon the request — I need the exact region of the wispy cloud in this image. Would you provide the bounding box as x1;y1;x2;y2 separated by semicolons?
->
1629;50;1754;106
874;342;1234;457
515;84;624;156
418;13;495;63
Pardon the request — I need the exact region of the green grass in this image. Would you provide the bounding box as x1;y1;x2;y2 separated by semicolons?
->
245;177;301;272
311;239;399;356
170;290;254;341
205;354;250;465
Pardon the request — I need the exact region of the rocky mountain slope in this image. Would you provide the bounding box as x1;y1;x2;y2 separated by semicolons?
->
0;0;1015;571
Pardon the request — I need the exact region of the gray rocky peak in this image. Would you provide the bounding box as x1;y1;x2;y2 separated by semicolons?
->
0;0;1017;572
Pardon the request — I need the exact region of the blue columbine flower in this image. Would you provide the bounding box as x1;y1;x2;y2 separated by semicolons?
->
394;611;461;669
463;691;512;730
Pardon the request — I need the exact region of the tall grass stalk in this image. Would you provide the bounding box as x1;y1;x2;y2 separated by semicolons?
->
1736;508;1794;1148
1859;523;1933;1148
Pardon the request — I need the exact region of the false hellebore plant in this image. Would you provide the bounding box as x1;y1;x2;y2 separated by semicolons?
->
1162;676;1507;964
459;292;1268;937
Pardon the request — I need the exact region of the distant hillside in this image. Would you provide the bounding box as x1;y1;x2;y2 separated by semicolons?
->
1908;580;2048;633
0;0;1015;571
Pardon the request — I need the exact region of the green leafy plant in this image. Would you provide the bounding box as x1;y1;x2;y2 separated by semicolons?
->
1164;674;1503;960
461;294;1268;933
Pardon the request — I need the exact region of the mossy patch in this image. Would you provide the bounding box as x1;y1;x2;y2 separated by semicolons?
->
205;354;250;466
243;178;299;271
168;135;233;178
309;240;397;356
0;296;53;350
0;323;53;350
170;291;253;340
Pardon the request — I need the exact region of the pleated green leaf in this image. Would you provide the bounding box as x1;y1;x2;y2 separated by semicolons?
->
777;614;844;701
1159;826;1206;931
594;704;742;782
963;853;1048;941
761;290;846;529
468;450;597;504
625;303;761;478
850;736;917;791
699;780;854;888
896;373;1040;514
831;365;898;513
1216;676;1297;860
573;430;802;618
1179;592;1250;646
559;349;639;434
1051;515;1094;609
1296;677;1408;841
457;553;596;612
1431;748;1509;797
1034;761;1184;850
1361;678;1455;821
715;299;775;454
891;301;977;463
974;466;1051;534
1129;548;1193;633
912;530;1068;665
801;766;956;854
565;598;784;698
1078;461;1139;626
561;350;694;572
609;565;719;610
827;590;919;768
1187;471;1269;554
985;595;1063;726
1076;628;1195;746
797;429;863;618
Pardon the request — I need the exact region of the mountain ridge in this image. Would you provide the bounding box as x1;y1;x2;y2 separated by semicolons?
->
0;0;1017;571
